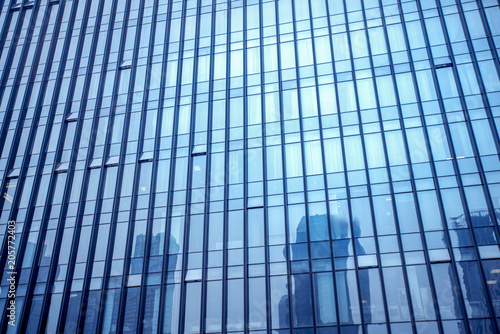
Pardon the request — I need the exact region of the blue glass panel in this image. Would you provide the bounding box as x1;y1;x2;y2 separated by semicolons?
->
406;265;436;320
83;291;101;333
291;274;313;327
431;263;463;319
456;261;491;318
123;287;140;333
206;281;222;332
227;279;244;331
248;277;267;330
25;295;43;333
314;272;337;325
163;284;180;334
270;275;289;329
482;260;500;317
65;292;83;333
45;294;63;333
143;287;160;334
469;318;496;334
336;270;361;324
184;283;201;334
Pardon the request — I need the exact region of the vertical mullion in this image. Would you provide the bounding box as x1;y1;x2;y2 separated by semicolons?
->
288;0;319;332
35;0;109;332
0;5;33;207
371;1;445;333
72;0;121;331
51;0;107;331
155;0;189;332
242;0;249;332
135;0;163;331
0;2;55;332
178;0;204;332
93;0;139;332
222;1;231;332
258;1;272;332
274;0;295;330
199;1;218;333
415;1;500;330
337;1;371;330
114;0;149;330
451;0;500;238
155;0;177;330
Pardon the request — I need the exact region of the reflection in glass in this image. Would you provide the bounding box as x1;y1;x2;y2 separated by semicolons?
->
314;272;337;325
406;265;436;321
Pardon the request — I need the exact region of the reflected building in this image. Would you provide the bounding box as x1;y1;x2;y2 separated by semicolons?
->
281;214;372;328
1;0;500;333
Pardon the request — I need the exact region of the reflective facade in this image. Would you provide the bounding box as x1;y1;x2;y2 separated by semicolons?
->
1;0;500;333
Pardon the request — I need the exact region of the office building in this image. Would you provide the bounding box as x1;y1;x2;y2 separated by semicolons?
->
0;0;500;333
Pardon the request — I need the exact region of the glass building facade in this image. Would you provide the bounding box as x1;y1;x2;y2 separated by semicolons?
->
1;0;500;333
